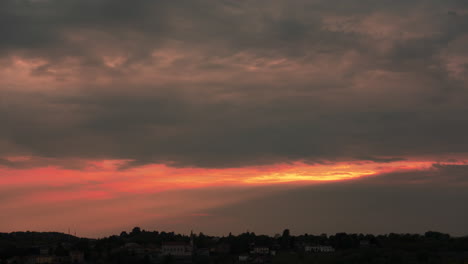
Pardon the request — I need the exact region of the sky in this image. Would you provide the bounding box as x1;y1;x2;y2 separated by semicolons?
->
1;0;468;238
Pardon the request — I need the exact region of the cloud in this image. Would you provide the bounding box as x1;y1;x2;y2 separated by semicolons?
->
0;0;468;168
187;164;468;236
356;156;406;163
1;160;467;236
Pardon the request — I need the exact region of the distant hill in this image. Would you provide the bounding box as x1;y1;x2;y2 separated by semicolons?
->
0;232;81;247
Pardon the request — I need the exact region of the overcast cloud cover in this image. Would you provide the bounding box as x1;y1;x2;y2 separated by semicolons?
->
1;0;468;236
0;0;467;167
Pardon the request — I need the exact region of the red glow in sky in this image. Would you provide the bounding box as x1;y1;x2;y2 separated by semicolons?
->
2;156;466;237
2;0;468;237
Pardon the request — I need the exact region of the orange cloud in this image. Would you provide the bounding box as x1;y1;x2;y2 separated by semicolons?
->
0;157;459;195
1;156;467;237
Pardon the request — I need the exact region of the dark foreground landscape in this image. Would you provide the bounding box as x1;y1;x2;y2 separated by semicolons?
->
1;229;468;264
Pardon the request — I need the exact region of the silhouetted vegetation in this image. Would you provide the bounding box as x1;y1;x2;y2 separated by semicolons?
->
1;229;467;263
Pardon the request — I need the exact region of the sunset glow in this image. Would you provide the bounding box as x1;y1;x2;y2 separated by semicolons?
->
0;157;461;197
1;0;468;238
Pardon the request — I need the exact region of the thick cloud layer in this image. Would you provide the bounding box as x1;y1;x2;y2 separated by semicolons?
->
1;0;468;167
168;164;468;236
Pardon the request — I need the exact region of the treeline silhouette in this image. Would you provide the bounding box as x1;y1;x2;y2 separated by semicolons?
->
1;228;468;263
98;228;468;253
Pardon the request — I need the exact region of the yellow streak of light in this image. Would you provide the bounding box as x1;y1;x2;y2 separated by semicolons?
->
244;170;377;184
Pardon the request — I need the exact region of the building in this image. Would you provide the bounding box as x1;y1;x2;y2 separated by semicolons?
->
250;246;270;255
359;240;371;248
34;255;56;264
196;248;210;257
70;250;85;264
304;245;335;253
214;243;231;254
161;241;193;257
39;248;50;256
124;242;146;256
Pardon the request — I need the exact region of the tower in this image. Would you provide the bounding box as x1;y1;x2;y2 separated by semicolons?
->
190;230;194;248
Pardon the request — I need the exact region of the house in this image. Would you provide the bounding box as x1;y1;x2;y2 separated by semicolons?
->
252;256;269;263
39;248;50;256
7;256;29;264
161;241;193;257
34;255;56;264
304;245;335;253
124;242;146;256
250;246;270;255
70;250;85;264
239;255;249;262
359;240;370;248
215;243;231;254
196;248;210;256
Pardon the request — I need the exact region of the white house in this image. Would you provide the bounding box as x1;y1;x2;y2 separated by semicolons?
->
161;241;193;257
304;245;335;253
250;246;270;255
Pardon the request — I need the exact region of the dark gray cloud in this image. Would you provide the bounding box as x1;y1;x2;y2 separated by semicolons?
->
166;164;468;236
1;0;468;168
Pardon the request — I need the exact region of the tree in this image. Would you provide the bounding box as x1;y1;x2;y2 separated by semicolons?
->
131;227;141;235
280;229;291;250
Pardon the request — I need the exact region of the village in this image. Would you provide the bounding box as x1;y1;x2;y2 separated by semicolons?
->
1;229;467;264
1;230;338;264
